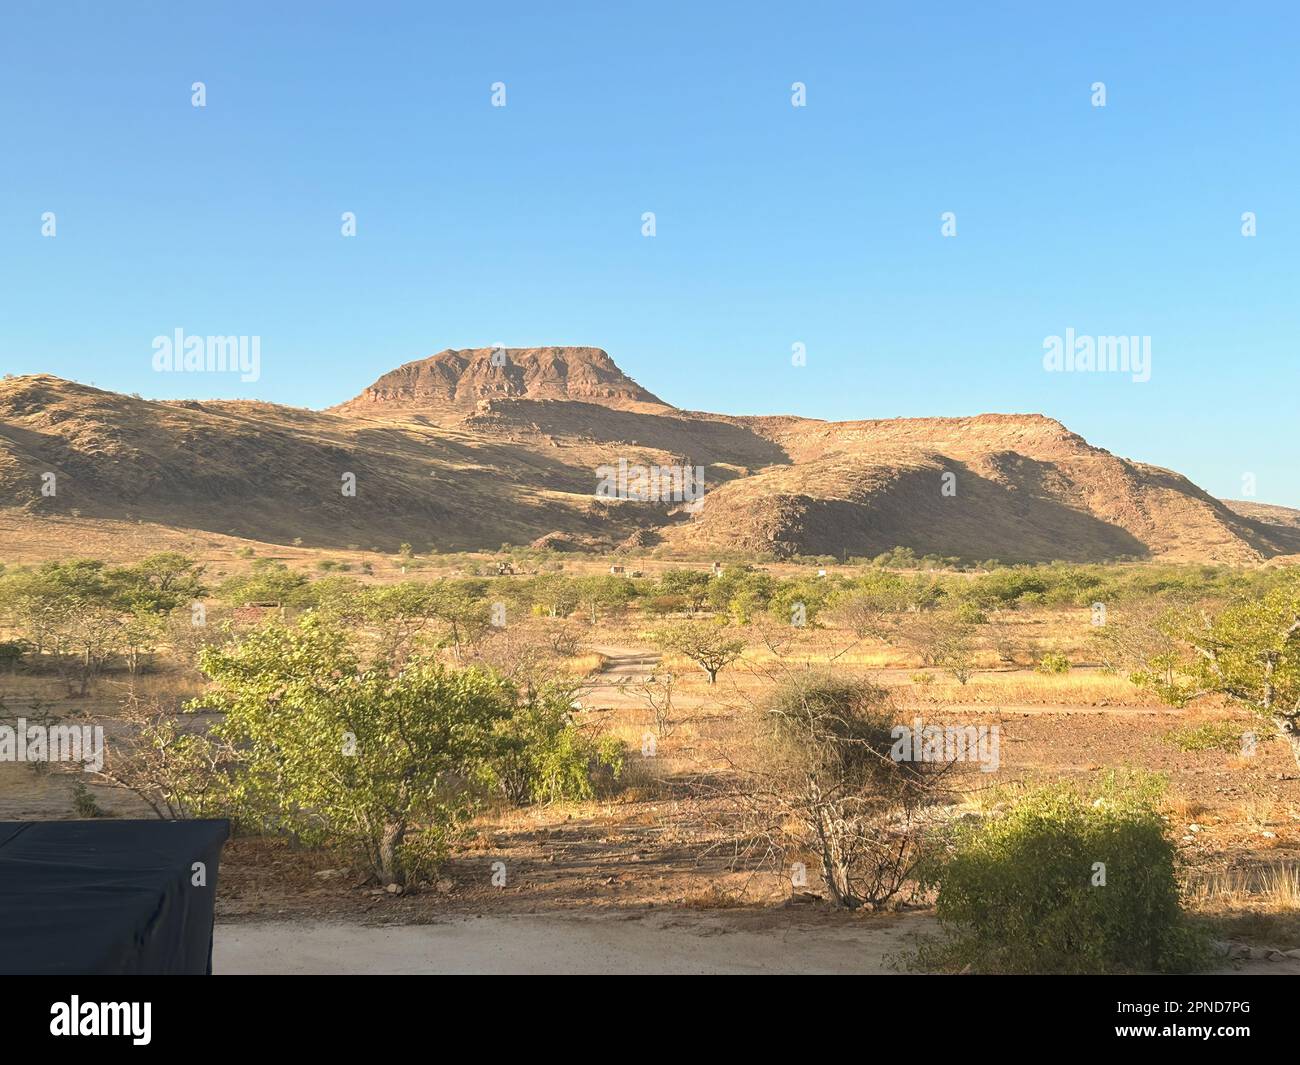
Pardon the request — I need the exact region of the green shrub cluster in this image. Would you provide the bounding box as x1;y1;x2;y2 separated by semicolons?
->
915;776;1210;973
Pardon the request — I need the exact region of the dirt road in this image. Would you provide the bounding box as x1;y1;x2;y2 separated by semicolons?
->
213;911;1300;975
214;910;924;974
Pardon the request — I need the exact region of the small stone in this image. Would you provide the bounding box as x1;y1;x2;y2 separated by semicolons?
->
385;882;403;895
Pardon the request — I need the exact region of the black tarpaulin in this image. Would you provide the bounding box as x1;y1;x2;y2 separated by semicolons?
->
0;819;229;975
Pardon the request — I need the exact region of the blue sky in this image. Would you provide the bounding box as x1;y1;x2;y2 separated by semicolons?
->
1;2;1296;504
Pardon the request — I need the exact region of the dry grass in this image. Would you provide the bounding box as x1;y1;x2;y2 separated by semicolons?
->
739;642;907;669
566;653;606;676
1185;864;1300;947
1240;794;1278;834
1165;795;1213;822
912;670;1146;706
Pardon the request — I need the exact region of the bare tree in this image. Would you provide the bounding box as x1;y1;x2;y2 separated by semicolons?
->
899;610;978;683
709;665;950;909
92;696;232;819
622;671;677;737
825;591;896;642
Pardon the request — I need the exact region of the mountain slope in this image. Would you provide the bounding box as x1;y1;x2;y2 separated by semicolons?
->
2;350;1298;563
665;414;1295;563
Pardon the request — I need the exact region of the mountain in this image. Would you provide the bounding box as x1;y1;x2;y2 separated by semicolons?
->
2;347;1299;564
331;346;668;416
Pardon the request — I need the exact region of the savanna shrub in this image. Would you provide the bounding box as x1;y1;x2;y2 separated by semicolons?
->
488;687;624;805
1037;651;1070;674
915;776;1209;973
739;671;935;909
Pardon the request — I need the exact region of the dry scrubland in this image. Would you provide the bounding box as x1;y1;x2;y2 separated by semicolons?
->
2;531;1299;974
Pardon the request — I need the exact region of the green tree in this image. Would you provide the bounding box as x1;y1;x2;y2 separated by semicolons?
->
1137;579;1300;769
108;553;207;613
656;569;712;612
574;574;635;624
197;616;511;884
121;607;167;675
651;621;745;684
706;566;775;622
768;577;835;627
488;683;623;804
527;574;580;618
217;560;315;609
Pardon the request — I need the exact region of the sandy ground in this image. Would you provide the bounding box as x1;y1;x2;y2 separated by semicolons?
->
213;912;1300;975
215;911;927;974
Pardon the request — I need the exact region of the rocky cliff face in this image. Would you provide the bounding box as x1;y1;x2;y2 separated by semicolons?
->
333;347;667;413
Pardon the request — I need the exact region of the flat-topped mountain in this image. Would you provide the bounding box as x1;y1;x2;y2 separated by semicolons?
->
2;350;1299;564
332;346;667;415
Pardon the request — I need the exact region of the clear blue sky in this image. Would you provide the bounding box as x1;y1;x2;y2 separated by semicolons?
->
1;2;1296;505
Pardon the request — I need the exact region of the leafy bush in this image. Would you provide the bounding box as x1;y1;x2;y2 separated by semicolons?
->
706;566;775;622
488;687;624;805
768;577;834;626
1165;721;1260;753
914;777;1209;973
1037;651;1070;674
874;546;918;569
